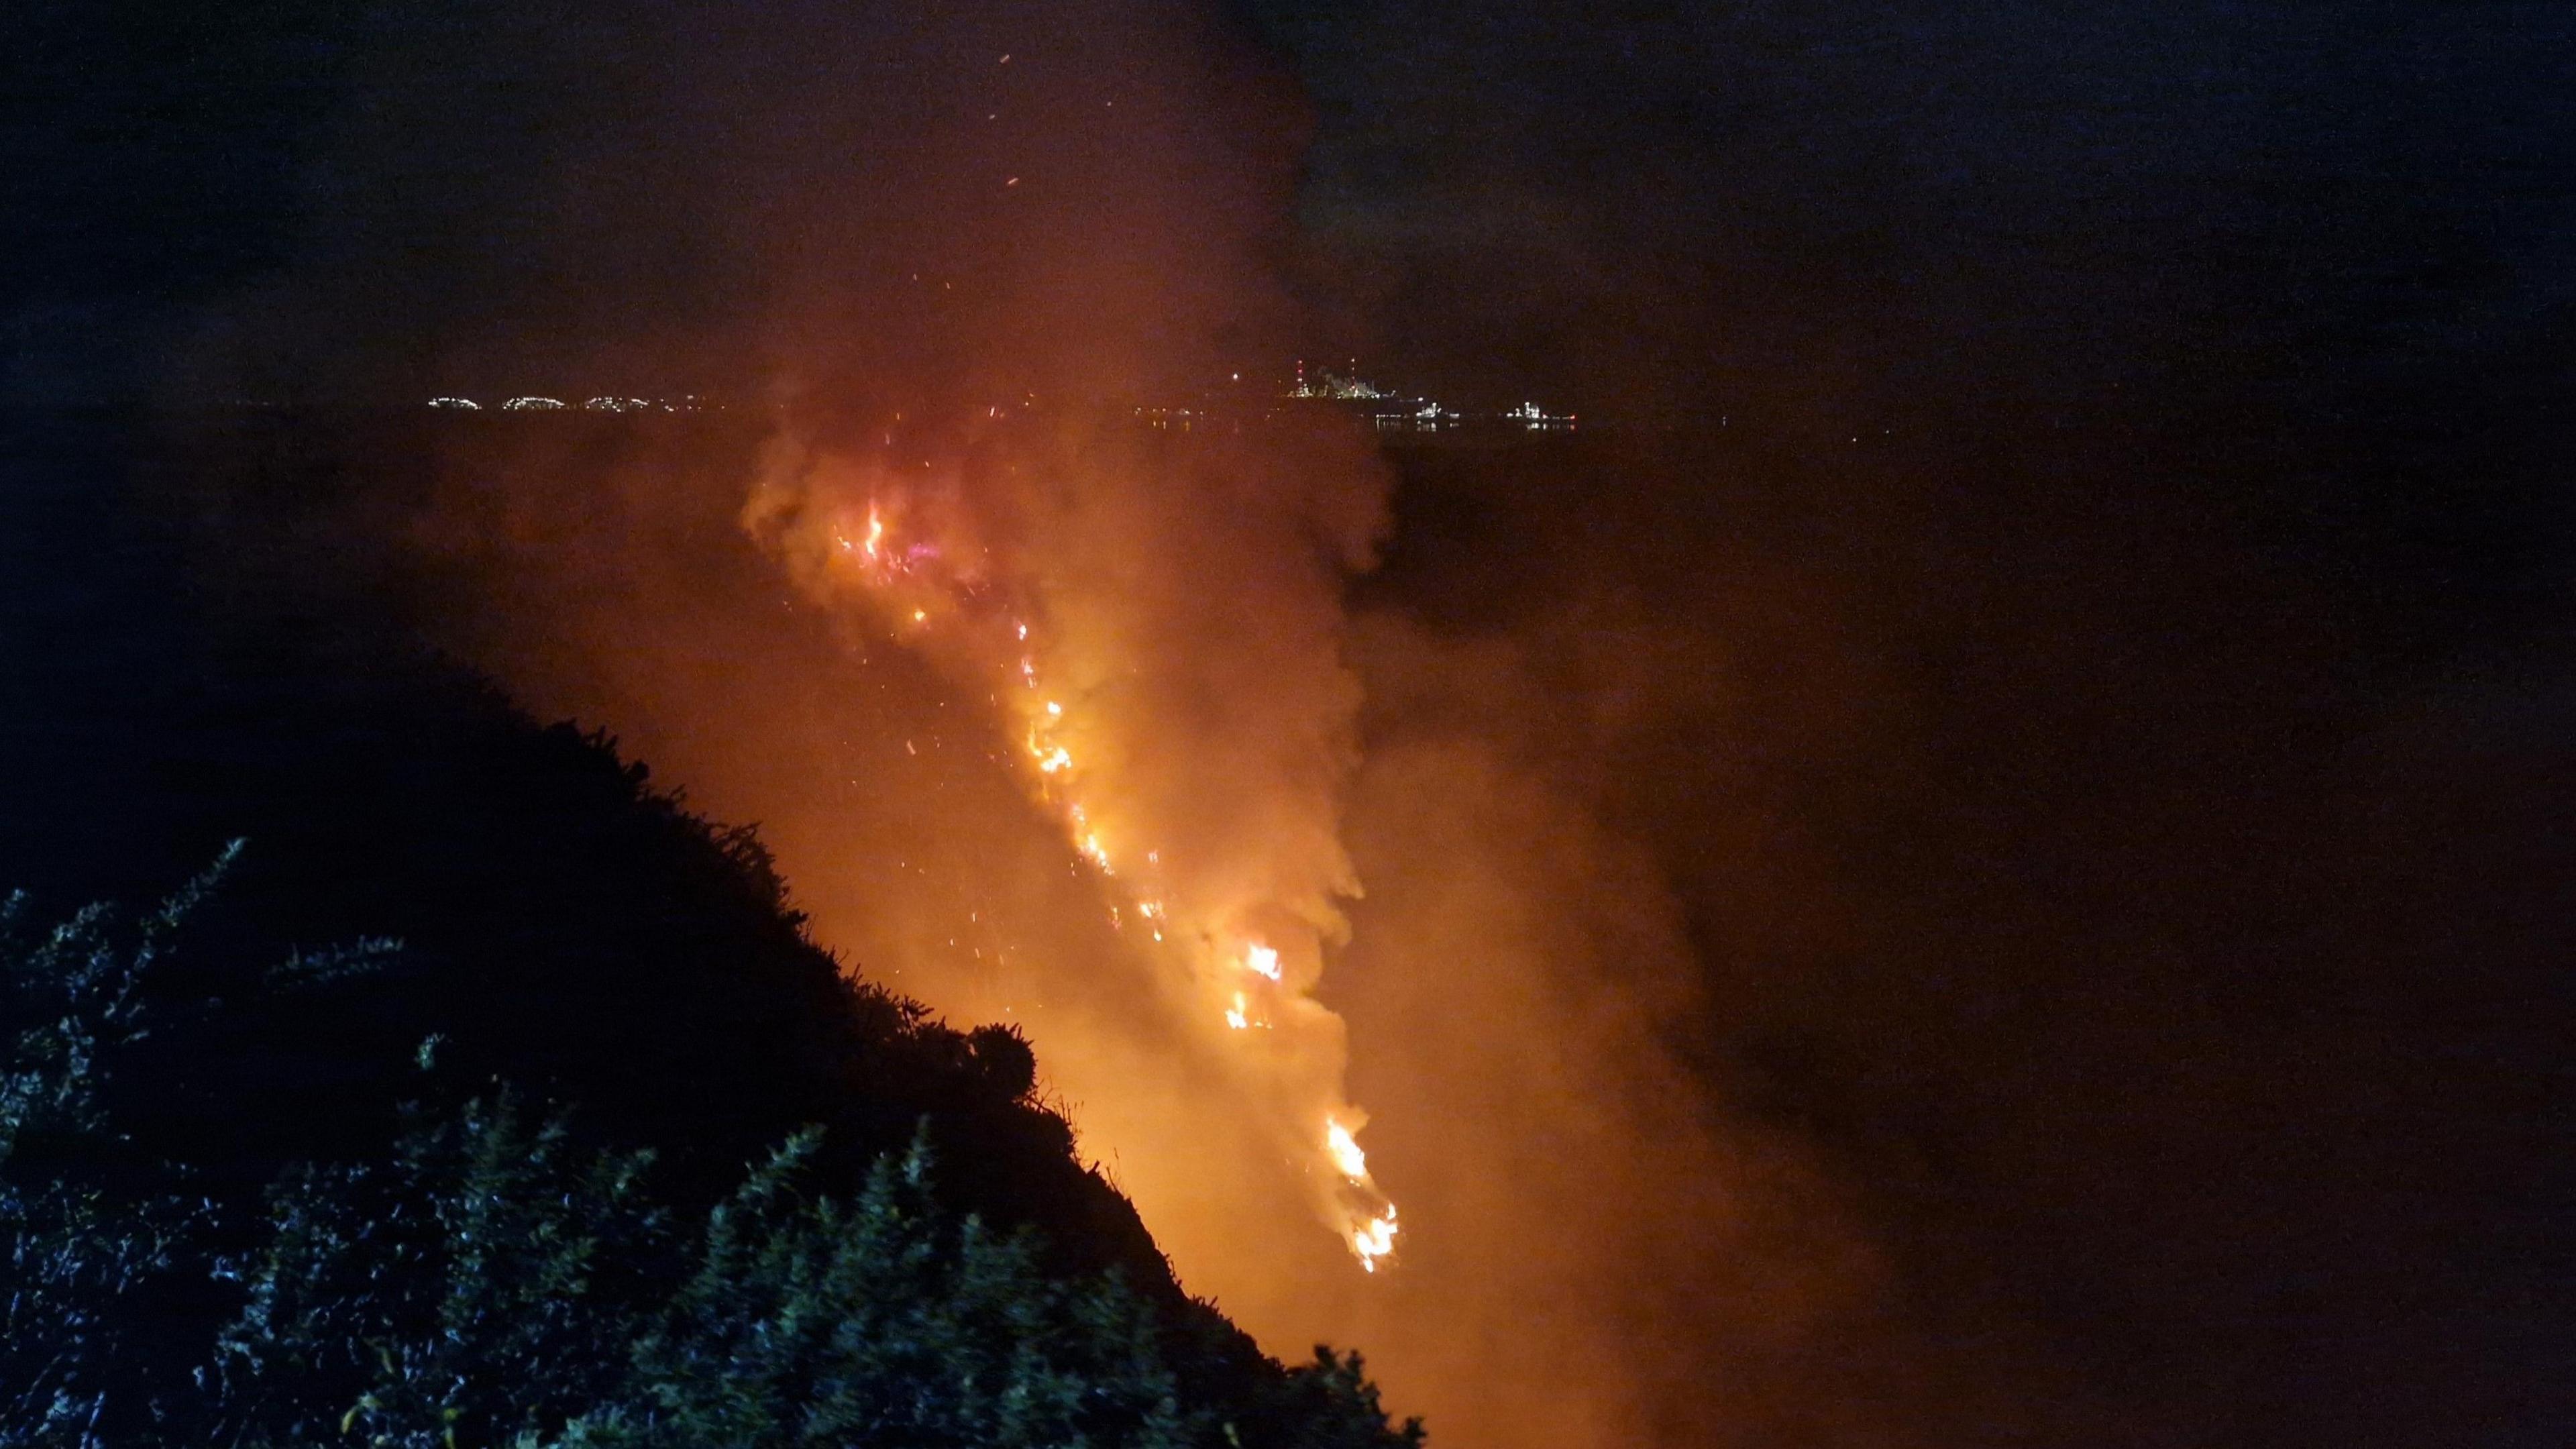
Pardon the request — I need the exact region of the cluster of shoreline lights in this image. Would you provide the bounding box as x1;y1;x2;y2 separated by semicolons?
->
428;365;1575;432
1284;360;1576;433
426;395;710;413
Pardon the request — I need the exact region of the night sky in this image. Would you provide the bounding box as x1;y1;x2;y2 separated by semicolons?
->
13;2;2575;429
7;3;2575;1445
1252;3;2576;421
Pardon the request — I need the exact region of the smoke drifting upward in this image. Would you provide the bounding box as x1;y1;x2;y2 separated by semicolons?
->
158;1;1973;1444
172;0;1308;411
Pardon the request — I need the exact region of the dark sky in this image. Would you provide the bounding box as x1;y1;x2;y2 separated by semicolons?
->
6;3;2573;1444
1240;1;2576;420
10;1;2573;438
12;2;2571;417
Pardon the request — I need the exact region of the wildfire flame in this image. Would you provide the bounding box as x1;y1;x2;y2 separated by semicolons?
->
743;439;1401;1272
1326;1118;1368;1179
1352;1208;1399;1273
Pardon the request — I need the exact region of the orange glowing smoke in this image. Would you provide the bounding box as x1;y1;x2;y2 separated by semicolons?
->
744;417;1400;1267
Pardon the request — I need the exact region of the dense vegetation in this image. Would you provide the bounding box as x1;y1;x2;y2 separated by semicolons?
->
0;845;1419;1448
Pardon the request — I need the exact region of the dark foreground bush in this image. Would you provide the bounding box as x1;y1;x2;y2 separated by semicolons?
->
0;862;1422;1449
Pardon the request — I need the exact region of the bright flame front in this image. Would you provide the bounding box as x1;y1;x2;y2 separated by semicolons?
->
745;437;1401;1272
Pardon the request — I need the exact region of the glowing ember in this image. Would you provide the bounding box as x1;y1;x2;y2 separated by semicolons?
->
1244;943;1282;980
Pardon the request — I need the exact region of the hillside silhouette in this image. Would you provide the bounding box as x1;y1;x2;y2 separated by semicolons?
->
0;408;1411;1442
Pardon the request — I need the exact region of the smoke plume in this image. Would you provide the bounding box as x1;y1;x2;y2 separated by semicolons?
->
168;0;1978;1442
